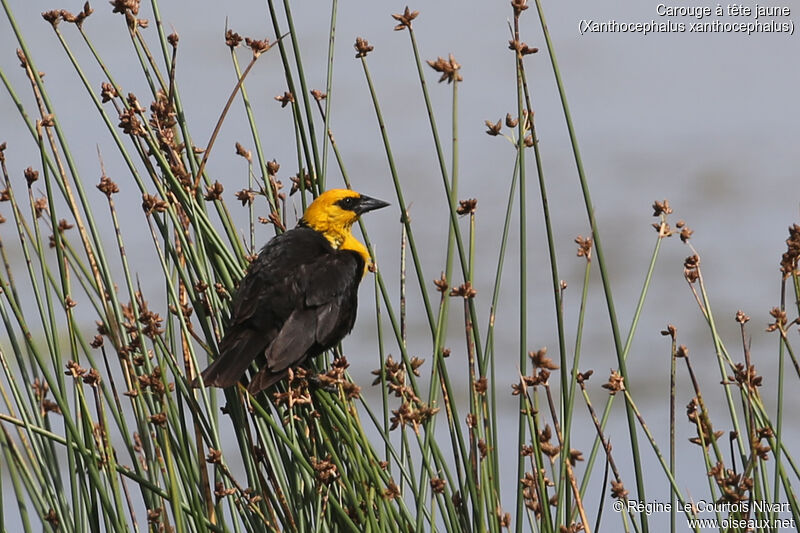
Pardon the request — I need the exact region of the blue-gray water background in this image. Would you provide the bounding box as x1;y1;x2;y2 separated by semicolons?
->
1;1;799;530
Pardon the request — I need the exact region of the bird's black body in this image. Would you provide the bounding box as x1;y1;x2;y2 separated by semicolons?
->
200;226;365;394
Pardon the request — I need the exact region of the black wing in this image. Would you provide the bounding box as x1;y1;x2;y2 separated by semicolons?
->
247;250;363;393
199;227;364;393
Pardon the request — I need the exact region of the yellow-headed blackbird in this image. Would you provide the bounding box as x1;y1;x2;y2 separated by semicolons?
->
199;189;389;394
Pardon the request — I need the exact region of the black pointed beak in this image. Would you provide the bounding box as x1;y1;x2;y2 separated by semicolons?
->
355;195;390;215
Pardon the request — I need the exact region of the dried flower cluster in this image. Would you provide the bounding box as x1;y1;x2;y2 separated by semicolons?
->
391;7;419;31
110;0;140;16
310;455;339;491
728;362;763;394
272;367;312;409
427;54;462;83
138;366;173;398
781;224;800;278
372;355;436;434
204;181;224;201
766;307;789;333
311;357;361;400
290;170;313;195
64;360;101;387
683;254;700;283
675;219;693;242
708;462;755;503
575;235;593;260
33;378;61;416
433;273;448;293
244;37;271;57
354;37;374;58
686;398;723;447
651;199;672;216
602;370;624;395
519;469;553;516
450;282;476;299
456;198;477;215
508;39;538;56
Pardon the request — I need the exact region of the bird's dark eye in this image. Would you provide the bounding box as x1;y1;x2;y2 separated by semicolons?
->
337;196;357;210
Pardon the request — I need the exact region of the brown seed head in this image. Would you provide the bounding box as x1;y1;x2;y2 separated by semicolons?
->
97;176;119;196
118;108;144;136
44;509;59;528
511;0;529;16
529;347;558;370
204;181;224;201
602;370;625;395
225;29;242;48
660;324;677;338
652;199;672;216
142;193;167;214
729;362;762;390
450;282;476;299
474;376;488;395
683;254;700;283
392;6;419;31
34;197;48;218
427;54;462;83
289;170;312;195
457;198;477;215
575;235;593;260
83;368;101;387
310;456;340;490
110;0;140;16
354;37;374;58
100;82;118;103
610;480;628;499
780;224;800;278
234;142;252;162
310;89;327;101
206;448;222;464
214;481;236;499
508;39;538;56
245;37;271;57
235;188;256;206
430;477;446;494
65;359;87;379
384;481;401;500
766;307;787;333
485;119;502;136
16;48;28;69
680;225;693;243
274;91;295;108
42;10;62;26
267;159;280;176
61;3;94;27
24;167;39;186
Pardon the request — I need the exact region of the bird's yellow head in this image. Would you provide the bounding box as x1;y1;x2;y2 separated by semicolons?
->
300;189;389;272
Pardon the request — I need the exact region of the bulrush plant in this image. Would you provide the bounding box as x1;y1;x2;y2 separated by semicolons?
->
0;1;798;532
